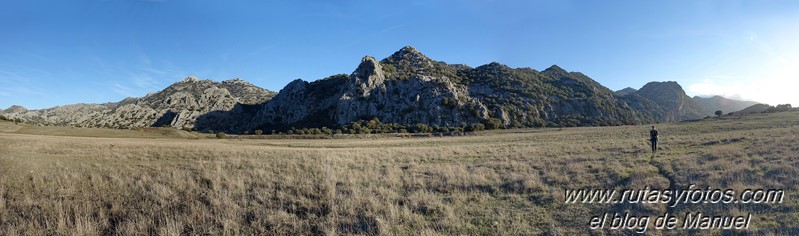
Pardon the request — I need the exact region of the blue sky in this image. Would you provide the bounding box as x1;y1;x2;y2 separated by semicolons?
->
1;0;797;109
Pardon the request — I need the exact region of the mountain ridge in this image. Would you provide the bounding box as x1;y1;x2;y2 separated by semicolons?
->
1;46;767;133
2;78;276;129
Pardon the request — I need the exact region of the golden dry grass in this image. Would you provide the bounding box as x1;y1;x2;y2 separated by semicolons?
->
0;112;797;235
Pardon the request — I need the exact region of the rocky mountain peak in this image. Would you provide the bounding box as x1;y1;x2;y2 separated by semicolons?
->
353;56;385;92
615;87;638;96
182;76;199;83
4;105;27;113
543;64;567;74
447;63;472;71
357;56;380;71
381;46;434;70
397;45;422;56
222;78;251;86
479;62;509;70
638;81;684;95
634;81;705;121
282;79;309;94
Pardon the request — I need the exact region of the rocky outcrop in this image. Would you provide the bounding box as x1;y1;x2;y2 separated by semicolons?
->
2;77;276;129
247;46;656;131
247;48;489;132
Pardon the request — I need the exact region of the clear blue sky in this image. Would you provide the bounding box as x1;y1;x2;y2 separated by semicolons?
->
1;0;797;109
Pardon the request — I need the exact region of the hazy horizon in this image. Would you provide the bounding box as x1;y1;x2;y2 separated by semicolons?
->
2;1;797;109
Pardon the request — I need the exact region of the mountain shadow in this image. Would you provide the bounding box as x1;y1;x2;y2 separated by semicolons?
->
193;103;263;133
152;110;178;127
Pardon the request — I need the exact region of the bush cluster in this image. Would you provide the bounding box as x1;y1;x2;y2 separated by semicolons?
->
251;117;508;136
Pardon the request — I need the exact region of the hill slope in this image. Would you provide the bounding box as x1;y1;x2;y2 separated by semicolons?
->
692;95;758;115
2;77;276;129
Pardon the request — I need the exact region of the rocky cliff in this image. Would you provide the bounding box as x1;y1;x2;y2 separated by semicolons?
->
2;77;276;129
245;47;488;132
245;46;658;132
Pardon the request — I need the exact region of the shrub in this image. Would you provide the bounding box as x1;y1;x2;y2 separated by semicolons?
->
359;127;371;134
466;123;485;132
412;123;431;133
321;127;333;135
484;118;503;130
254;130;263;135
309;128;321;135
216;132;226;139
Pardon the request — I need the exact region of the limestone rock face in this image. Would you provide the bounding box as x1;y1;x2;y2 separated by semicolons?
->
2;77;276;130
247;46;490;132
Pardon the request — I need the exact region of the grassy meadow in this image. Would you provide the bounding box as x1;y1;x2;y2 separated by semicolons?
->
0;112;797;235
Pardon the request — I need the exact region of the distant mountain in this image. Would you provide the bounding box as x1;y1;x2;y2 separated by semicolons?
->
2;77;276;129
732;104;772;115
692;95;758;115
628;81;706;121
3;105;27;113
614;87;637;96
2;46;769;133
730;103;793;115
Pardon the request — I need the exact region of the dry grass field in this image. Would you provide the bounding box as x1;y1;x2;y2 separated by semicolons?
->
0;112;797;235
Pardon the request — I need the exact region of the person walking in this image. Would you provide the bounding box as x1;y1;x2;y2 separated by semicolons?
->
650;126;659;153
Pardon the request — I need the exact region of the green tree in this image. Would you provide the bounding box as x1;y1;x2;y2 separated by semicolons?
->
321;127;333;135
412;123;431;133
484;118;503;130
359;127;371;134
466;123;485;132
715;110;723;117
